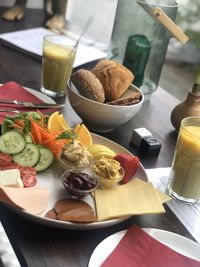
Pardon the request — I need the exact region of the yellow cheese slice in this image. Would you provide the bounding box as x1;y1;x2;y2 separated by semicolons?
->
94;179;167;221
122;178;171;203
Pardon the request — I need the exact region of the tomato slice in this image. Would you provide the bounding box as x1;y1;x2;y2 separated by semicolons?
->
19;166;37;178
21;173;37;188
0;162;20;170
0;153;12;167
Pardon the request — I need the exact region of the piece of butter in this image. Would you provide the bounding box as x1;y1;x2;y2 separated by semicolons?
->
0;169;23;188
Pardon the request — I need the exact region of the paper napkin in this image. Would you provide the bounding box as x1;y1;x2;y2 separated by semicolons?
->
101;225;200;267
94;178;171;221
0;81;54;124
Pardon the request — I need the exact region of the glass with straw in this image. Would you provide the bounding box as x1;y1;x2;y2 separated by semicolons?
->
41;35;77;97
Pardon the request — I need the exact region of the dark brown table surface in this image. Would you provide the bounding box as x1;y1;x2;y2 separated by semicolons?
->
0;7;195;267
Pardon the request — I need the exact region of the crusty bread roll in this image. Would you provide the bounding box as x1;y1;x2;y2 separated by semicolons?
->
71;69;105;103
107;88;142;106
92;59;116;72
92;59;134;101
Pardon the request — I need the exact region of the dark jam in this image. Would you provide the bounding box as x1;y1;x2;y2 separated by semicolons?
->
64;172;97;190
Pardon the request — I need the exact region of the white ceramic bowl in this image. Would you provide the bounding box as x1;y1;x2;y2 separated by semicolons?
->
67;81;144;132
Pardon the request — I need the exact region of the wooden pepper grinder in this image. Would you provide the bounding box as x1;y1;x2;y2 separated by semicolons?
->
171;83;200;131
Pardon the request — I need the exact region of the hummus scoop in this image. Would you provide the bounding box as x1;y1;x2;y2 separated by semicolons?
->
58;140;92;170
90;157;124;188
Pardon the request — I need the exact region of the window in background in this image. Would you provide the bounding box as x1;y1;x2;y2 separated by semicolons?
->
66;0;117;48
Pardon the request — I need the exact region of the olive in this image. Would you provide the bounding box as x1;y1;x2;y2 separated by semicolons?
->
70;177;84;189
65;171;97;191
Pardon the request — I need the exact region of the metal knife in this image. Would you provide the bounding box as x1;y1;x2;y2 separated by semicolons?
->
0;99;65;109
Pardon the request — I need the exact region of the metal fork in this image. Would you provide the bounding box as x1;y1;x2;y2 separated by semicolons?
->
0;109;20;114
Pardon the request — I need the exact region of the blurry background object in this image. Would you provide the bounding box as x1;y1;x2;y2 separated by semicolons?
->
66;0;117;50
0;0;199;102
162;0;200;100
109;0;188;99
0;0;118;49
171;83;200;131
1;0;68;30
167;0;200;64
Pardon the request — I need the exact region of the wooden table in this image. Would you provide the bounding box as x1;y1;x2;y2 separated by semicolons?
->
0;7;195;267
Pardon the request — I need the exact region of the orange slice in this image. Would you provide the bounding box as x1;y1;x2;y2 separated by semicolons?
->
48;112;70;132
74;124;92;147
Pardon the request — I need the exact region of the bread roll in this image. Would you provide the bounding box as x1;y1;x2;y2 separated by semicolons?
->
71;69;105;103
107;88;142;106
92;59;116;72
92;59;134;101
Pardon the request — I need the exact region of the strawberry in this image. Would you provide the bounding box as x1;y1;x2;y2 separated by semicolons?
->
114;153;140;184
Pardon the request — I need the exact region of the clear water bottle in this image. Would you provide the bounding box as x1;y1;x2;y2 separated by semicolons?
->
109;0;178;99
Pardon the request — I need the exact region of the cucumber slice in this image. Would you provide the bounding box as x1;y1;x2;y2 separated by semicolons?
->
13;143;40;166
34;146;54;172
24;134;32;143
0;130;26;154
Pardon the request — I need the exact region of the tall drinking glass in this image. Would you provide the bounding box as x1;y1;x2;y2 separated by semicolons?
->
168;117;200;204
41;35;77;97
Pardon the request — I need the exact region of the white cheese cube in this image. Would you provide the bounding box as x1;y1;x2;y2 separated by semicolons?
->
131;128;152;147
0;169;23;188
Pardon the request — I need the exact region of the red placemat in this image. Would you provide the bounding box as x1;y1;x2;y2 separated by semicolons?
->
0;82;54;124
101;225;200;267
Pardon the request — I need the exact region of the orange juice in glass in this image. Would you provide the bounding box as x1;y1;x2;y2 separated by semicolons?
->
168;117;200;203
41;35;77;97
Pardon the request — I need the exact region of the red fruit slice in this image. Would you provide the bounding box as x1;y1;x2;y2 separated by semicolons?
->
0;162;21;171
21;173;37;188
0;153;12;167
19;166;37;178
114;153;140;184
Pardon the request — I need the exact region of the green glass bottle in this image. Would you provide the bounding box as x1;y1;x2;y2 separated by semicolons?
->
123;34;151;87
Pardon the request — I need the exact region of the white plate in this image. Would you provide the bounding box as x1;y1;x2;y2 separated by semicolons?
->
7;133;148;230
3;87;148;229
88;228;200;266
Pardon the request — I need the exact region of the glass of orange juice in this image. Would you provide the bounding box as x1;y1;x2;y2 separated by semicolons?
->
41;35;77;97
168;117;200;203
